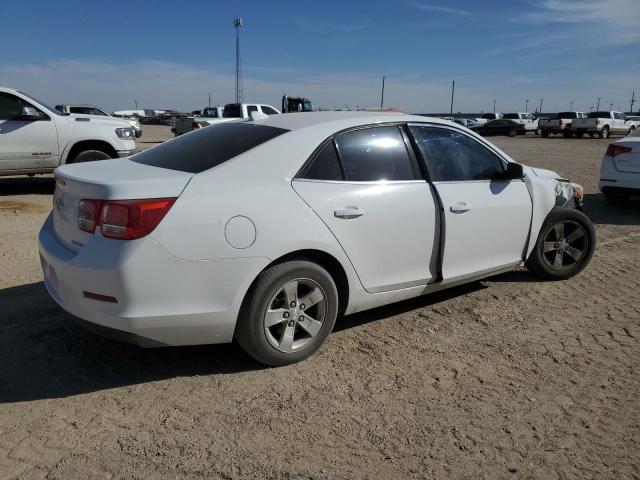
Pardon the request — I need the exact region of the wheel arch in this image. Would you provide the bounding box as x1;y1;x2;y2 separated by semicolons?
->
62;140;118;164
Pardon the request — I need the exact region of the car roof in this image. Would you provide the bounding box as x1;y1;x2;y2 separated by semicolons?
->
249;111;447;131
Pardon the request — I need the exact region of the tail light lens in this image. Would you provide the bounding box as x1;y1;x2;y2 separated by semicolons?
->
77;198;176;240
192;121;201;130
78;200;101;233
606;144;633;157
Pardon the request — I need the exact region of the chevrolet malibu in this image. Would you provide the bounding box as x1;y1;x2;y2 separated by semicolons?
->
39;112;595;366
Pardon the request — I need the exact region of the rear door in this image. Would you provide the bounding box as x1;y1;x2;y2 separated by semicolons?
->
292;125;439;293
0;92;59;171
409;124;532;284
613;112;627;134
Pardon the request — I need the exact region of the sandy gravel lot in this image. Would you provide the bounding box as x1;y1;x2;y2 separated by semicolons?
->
1;126;639;479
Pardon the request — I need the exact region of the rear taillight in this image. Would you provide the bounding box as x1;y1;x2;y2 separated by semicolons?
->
606;144;633;157
192;121;201;130
78;200;102;233
77;198;176;240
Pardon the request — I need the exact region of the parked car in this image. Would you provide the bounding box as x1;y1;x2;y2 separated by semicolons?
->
572;111;635;139
539;112;587;138
0;87;136;177
172;103;281;136
56;104;142;138
599;128;640;204
470;119;527;137
453;118;481;128
475;113;503;125
39;112;592;366
503;113;539;134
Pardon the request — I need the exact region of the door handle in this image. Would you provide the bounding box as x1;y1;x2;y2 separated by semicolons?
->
450;202;471;213
334;207;365;219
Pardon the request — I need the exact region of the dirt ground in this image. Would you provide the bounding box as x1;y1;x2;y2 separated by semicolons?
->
1;126;639;480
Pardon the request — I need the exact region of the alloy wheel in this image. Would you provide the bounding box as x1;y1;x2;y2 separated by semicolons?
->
263;278;327;353
541;220;588;271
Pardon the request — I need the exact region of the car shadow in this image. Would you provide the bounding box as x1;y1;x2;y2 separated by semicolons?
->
582;193;640;226
1;280;492;403
0;176;55;196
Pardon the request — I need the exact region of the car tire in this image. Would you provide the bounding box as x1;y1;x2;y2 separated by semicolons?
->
541;130;549;138
599;127;610;139
604;190;630;205
235;260;339;366
535;128;542;135
575;130;585;139
526;207;595;280
71;149;111;163
508;128;518;137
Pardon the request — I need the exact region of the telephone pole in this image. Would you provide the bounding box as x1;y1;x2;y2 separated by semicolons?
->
450;80;455;115
493;99;496;114
539;98;543;115
610;102;614;111
630;91;636;114
208;91;212;108
134;99;138;110
525;99;529;113
234;18;244;103
596;96;601;111
380;76;385;109
570;100;573;111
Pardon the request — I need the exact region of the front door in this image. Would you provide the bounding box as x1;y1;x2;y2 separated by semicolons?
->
0;92;59;172
409;124;532;284
293;125;439;293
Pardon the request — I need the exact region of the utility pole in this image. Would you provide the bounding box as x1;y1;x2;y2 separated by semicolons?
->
630;91;636;114
380;76;385;109
570;100;574;111
610;102;614;111
525;99;529;113
596;96;601;111
208;91;212;108
234;18;244;104
134;99;138;110
450;80;455;115
493;99;496;114
539;98;543;115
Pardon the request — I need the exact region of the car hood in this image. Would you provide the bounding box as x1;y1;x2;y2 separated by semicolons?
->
528;166;565;181
65;114;133;129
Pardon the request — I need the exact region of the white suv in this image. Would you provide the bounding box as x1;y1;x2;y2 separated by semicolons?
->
0;88;136;177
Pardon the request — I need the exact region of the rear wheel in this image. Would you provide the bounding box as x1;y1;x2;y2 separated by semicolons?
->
235;260;339;366
508;128;518;137
541;130;549;138
599;126;610;139
70;149;111;163
535;127;542;136
526;208;595;280
575;130;585;139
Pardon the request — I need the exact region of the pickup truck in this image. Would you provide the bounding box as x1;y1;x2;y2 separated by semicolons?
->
503;112;540;133
572;111;636;139
56;104;142;138
474;113;503;125
172;103;281;136
539;111;587;138
0;87;136;177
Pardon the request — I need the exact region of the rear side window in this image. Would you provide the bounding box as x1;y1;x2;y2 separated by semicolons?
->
503;113;518;119
247;105;258;116
336;126;419;181
589;111;610;118
299;141;343;181
223;104;242;118
0;92;22;120
410;126;505;182
132;123;289;173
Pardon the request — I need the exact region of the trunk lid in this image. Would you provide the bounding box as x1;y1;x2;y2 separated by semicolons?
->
53;158;193;252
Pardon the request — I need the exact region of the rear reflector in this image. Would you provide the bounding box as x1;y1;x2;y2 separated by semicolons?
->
606;144;633;157
78;198;176;240
83;291;118;303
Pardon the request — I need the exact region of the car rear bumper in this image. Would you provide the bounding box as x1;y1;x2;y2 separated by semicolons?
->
38;214;270;346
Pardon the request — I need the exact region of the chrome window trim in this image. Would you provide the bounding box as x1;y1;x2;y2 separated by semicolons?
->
292;178;427;185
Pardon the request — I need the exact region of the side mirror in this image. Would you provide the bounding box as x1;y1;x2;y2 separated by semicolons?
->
21;106;41;120
504;162;524;180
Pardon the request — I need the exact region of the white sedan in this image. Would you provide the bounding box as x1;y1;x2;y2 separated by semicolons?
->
39;112;595;366
599;128;640;204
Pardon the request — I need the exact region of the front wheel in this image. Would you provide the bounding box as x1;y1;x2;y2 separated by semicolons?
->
71;149;111;163
575;130;585;139
508;128;518;137
526;208;596;280
599;127;610;139
535;127;542;136
235;260;339;366
541;130;549;138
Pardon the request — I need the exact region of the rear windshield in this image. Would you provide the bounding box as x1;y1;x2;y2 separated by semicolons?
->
223;104;242;118
132;123;289;173
588;111;610;118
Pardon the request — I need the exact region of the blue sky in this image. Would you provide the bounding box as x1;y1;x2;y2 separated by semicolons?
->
1;0;638;113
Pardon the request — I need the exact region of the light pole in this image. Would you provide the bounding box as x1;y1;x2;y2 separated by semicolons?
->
380;76;385;109
450;80;455;115
234;18;244;104
570;100;574;111
525;99;529;113
134;99;138;110
493;99;496;114
539;98;543;115
596;96;601;111
610;102;614;111
208;91;212;108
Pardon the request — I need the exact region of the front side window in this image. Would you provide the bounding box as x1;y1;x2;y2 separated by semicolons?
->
335;126;419;182
410;126;506;182
132;123;289;173
0;92;23;120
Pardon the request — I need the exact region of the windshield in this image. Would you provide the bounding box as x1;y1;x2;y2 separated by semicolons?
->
132;123;289;173
588;111;610;118
18;91;63;115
